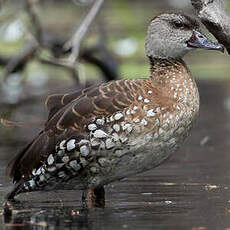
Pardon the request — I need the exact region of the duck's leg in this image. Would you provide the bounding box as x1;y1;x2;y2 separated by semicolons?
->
3;201;13;223
82;187;105;208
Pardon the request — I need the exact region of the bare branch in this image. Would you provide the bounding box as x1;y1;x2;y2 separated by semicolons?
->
25;0;43;44
1;118;45;128
5;43;38;75
0;0;107;84
38;56;79;82
191;0;230;54
65;0;104;64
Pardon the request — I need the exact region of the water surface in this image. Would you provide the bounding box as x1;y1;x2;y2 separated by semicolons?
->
1;80;230;230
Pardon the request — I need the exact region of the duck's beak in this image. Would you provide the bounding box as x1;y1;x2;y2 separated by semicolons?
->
187;30;224;53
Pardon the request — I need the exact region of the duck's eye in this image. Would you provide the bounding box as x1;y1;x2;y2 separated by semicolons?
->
173;20;184;29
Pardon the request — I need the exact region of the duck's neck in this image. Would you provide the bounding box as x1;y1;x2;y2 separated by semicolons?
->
149;57;188;82
148;57;199;108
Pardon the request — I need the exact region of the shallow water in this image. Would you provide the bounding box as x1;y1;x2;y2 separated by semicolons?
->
1;80;230;229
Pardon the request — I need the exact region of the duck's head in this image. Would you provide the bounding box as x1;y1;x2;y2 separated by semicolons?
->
145;12;224;59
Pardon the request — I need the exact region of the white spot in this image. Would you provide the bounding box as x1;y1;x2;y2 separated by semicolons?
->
94;129;108;138
133;118;140;123
88;123;97;131
155;119;160;125
100;141;106;149
131;110;135;114
126;110;131;115
58;171;66;178
62;155;69;163
105;138;115;149
59;140;66;150
145;134;152;141
80;145;90;157
163;114;167;118
169;114;174;120
141;119;148;126
156;107;161;113
32;169;36;176
176;105;180;110
90;167;97;173
174;93;177;99
35;167;42;176
113;124;120;132
110;116;114;122
28;179;35;188
147;109;155;117
47;154;54;165
39;174;45;182
122;123;132;132
112;132;119;141
138;96;143;101
91;138;101;147
120;135;128;143
96;118;105;126
66;139;76;151
69;160;81;171
114;113;124;120
143;105;149;111
133;106;138;111
144;99;150;103
57;163;64;169
154;133;159;139
165;200;173;205
79;139;89;146
148;90;152;94
171;87;174;91
47;166;56;172
80;157;88;167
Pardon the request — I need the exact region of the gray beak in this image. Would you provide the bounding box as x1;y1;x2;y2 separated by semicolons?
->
187;30;224;53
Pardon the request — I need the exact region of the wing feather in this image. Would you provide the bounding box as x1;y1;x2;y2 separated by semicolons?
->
7;79;141;182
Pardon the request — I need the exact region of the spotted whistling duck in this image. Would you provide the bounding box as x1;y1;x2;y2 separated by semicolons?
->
6;12;224;204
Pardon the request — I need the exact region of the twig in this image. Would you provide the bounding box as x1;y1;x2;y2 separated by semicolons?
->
1;0;106;83
5;43;38;75
0;118;45;128
191;0;230;54
38;56;79;81
65;0;104;64
25;0;43;44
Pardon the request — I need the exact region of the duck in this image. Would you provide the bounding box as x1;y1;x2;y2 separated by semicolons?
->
5;12;224;204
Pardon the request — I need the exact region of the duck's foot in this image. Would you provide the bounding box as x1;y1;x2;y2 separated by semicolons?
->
3;201;13;223
82;187;105;208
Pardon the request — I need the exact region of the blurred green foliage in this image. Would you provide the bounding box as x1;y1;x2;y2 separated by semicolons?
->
0;0;229;83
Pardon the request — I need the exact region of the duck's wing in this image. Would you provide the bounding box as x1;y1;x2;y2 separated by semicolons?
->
7;79;140;183
45;83;100;121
